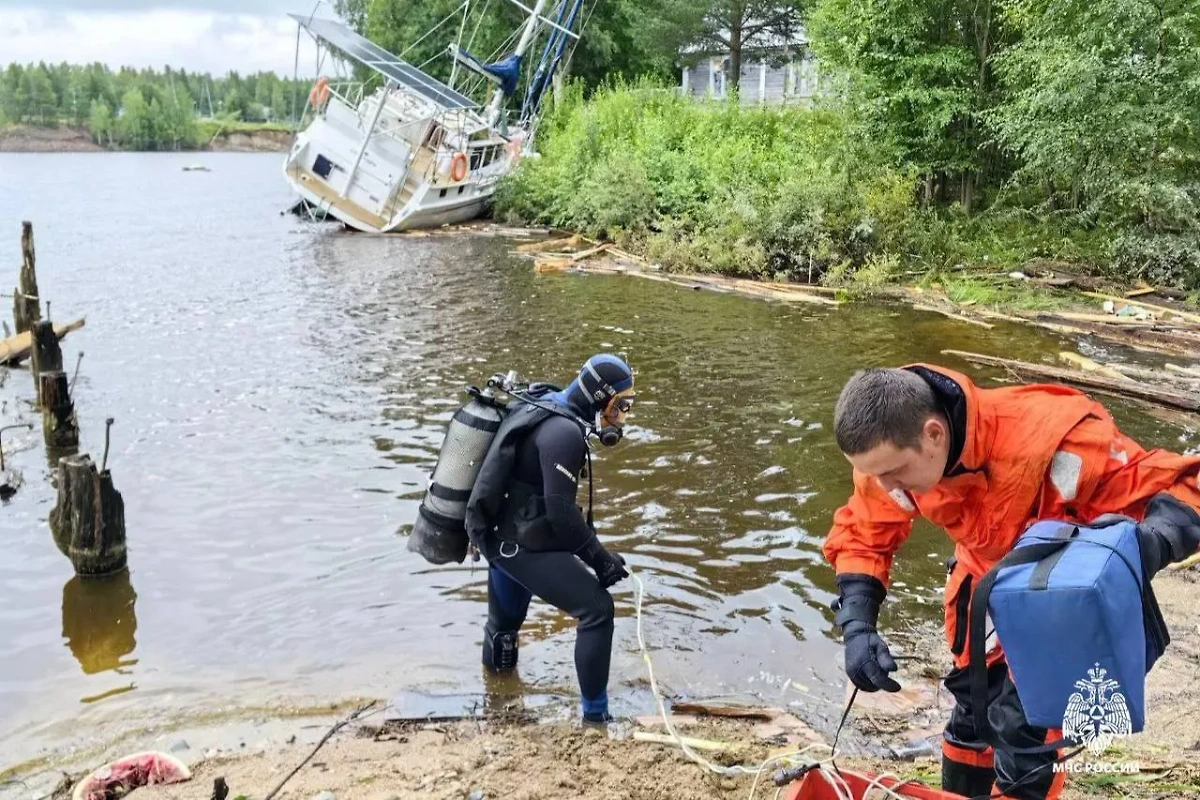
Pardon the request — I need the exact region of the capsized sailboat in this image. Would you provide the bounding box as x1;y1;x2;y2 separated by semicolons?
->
283;0;589;233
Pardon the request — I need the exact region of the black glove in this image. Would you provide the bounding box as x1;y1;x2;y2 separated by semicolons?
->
833;573;900;693
1138;492;1200;579
577;536;629;589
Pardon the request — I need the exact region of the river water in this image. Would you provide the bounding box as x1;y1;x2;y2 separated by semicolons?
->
1;153;1195;768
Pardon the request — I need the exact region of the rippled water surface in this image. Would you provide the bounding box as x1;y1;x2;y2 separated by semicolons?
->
1;152;1194;766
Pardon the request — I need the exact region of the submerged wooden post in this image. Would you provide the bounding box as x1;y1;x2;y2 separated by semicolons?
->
40;371;79;451
30;319;63;399
50;430;126;576
14;221;42;335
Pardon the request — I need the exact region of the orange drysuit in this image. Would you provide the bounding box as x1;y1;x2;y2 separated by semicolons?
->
823;363;1200;800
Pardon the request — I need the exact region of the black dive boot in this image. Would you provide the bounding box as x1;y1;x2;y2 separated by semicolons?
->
482;624;519;672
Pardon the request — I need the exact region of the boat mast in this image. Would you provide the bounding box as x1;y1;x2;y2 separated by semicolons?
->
488;0;549;128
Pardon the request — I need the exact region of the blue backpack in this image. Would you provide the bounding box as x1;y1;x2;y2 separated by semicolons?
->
969;518;1170;751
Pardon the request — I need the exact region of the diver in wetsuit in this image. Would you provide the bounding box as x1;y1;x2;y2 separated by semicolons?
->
464;354;635;725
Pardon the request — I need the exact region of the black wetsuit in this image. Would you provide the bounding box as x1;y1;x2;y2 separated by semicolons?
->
480;414;617;715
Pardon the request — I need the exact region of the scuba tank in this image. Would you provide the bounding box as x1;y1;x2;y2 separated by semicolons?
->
406;372;517;566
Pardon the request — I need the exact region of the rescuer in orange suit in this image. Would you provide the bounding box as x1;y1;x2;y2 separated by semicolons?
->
823;364;1200;800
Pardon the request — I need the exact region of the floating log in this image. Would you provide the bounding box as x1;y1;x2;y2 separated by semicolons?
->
569;243;612;261
14;221;42;335
533;255;572;274
39;370;79;451
943;350;1200;412
1056;352;1133;382
1015;313;1200;357
515;235;582;254
50;452;126;577
31;319;64;400
674;274;839;305
0;317;85;366
1102;360;1200;388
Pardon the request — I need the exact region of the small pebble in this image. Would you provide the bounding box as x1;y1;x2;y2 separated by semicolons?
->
314;791;336;800
169;740;190;753
468;791;484;800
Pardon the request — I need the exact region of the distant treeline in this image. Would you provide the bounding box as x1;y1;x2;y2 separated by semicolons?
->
1;62;310;150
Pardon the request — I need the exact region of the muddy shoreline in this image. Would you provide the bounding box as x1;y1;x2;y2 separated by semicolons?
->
7;569;1200;800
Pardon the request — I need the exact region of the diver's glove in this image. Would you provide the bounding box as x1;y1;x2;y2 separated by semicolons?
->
577;536;629;589
833;573;900;693
1137;492;1200;579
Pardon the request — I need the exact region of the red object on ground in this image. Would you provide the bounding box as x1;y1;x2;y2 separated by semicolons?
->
71;751;192;800
783;768;967;800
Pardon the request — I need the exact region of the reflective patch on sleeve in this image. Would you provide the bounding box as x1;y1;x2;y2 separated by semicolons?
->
887;487;915;512
554;463;578;483
1050;450;1084;501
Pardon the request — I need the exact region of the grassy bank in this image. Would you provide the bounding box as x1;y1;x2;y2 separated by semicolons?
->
494;82;1196;302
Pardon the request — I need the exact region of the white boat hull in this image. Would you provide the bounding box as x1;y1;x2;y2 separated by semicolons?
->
282;89;519;234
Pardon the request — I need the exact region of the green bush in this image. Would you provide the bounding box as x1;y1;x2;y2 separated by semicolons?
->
1110;232;1200;291
496;78;917;282
497;79;1188;290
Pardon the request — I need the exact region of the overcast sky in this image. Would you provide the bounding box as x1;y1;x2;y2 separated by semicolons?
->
0;1;332;76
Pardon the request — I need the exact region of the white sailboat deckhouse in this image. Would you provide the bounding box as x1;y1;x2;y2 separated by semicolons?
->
283;1;585;233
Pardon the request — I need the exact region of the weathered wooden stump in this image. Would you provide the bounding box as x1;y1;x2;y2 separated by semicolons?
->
14;221;42;335
31;319;63;398
50;453;126;576
40;370;79;451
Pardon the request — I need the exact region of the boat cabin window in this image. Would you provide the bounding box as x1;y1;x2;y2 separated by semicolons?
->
468;144;504;171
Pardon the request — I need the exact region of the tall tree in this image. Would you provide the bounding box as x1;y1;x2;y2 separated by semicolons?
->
26;65;59;125
807;0;1012;212
688;1;806;92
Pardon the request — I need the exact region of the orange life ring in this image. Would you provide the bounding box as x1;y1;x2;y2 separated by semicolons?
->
450;151;469;182
309;77;330;108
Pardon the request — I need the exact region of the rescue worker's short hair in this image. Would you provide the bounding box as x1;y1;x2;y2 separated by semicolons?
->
834;368;938;455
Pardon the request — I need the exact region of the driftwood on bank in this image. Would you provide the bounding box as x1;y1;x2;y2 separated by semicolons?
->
0;317;85;366
14;221;41;335
943;350;1200;413
49;453;127;576
521;237;841;306
971;309;1200;358
1078;291;1200;325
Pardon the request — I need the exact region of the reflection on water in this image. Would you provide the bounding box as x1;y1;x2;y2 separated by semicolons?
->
1;152;1196;767
61;570;138;676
